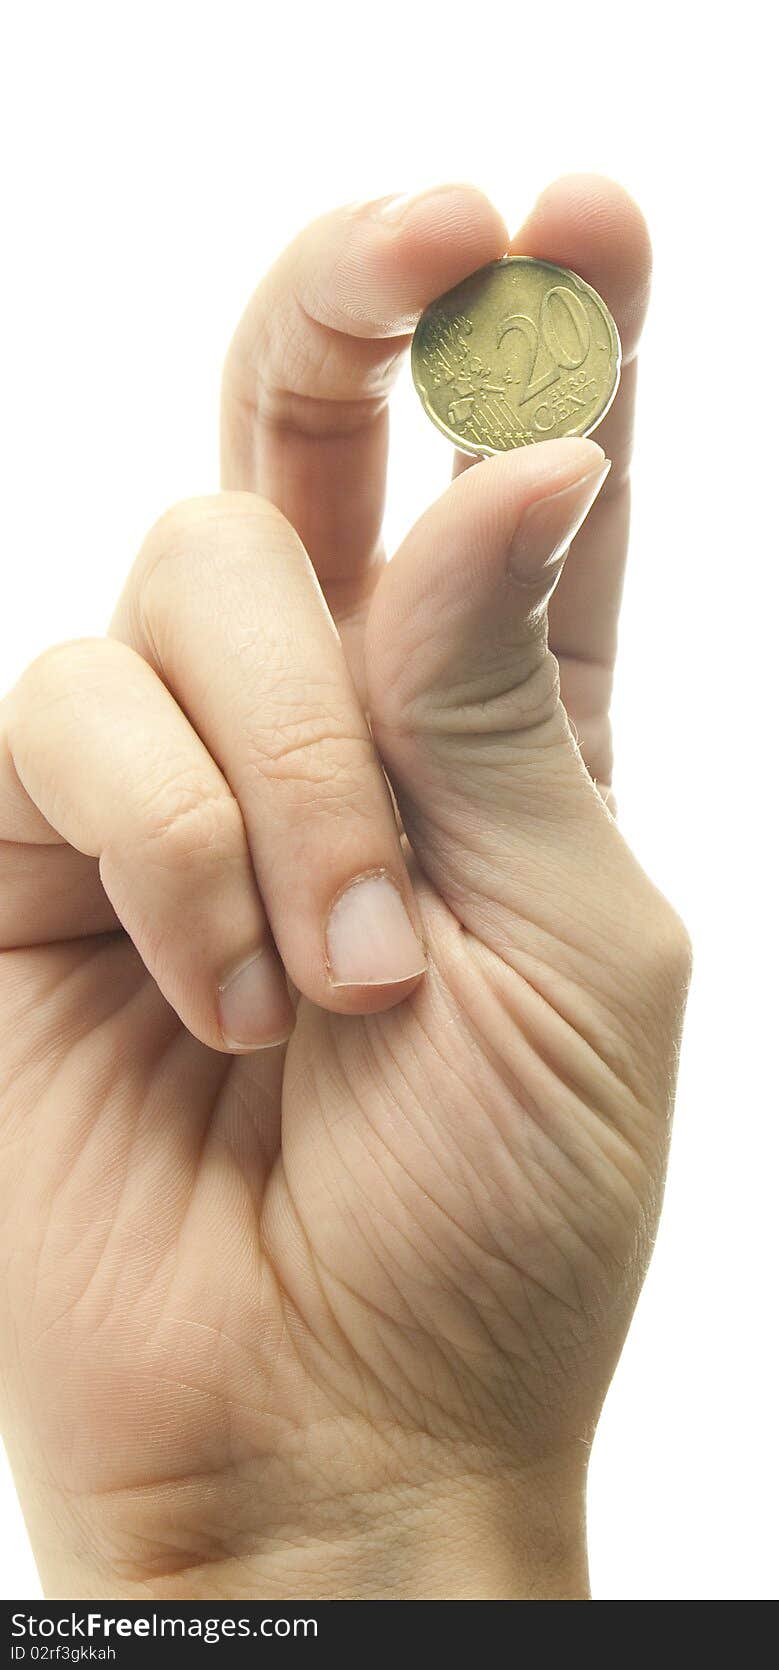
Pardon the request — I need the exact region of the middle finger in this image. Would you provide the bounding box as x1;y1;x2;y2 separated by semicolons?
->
220;187;507;629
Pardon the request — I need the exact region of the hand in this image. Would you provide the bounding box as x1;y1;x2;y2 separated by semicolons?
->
0;177;690;1600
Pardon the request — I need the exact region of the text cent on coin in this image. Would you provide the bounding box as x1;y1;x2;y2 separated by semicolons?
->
411;257;621;457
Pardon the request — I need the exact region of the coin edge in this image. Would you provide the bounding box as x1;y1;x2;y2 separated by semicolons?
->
410;255;623;457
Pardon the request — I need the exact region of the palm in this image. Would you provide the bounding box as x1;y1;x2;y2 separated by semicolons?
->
1;818;665;1514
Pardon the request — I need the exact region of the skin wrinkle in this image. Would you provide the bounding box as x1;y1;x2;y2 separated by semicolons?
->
303;1118;442;1314
260;286;403;388
331;959;635;1306
258;1156;399;1421
374;651;562;740
71;1438;583;1591
319;1273;506;1444
439;926;652;1156
398;837;648;1069
118;785;242;870
0;178;691;1600
20;1012;219;1276
0;944;131;1094
248;301;405;429
349;1017;585;1309
28;1051;203;1350
270;941;655;1462
268;1091;537;1439
295;1008;608;1413
5;950;159;1128
242;729;377;793
392;806;681;1099
251;385;393;440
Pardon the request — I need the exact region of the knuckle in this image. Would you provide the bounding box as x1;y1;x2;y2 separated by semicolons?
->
249;303;397;422
245;706;375;800
135;496;303;649
11;639;129;738
136;774;245;872
17;638;108;702
635;894;693;992
140;493;296;583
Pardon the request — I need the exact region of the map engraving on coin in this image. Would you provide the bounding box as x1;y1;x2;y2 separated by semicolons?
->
411;257;621;457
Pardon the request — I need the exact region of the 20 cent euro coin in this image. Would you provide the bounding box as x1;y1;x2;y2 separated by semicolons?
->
411;256;621;457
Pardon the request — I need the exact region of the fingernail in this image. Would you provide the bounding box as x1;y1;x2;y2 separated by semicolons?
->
370;184;474;223
372;192;416;221
218;950;294;1052
326;873;426;988
508;457;611;582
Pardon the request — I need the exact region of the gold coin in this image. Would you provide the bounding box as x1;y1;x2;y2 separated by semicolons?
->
411;256;621;457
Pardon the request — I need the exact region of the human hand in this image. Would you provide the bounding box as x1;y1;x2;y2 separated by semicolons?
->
0;177;690;1599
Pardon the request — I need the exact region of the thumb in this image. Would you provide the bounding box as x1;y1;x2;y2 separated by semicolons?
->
365;438;618;953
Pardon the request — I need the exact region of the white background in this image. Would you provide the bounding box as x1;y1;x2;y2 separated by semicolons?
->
1;0;776;1601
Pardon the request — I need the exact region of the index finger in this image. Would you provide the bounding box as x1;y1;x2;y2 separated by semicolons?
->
220;187;507;619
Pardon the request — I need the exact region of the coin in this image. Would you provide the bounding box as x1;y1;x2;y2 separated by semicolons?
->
411;256;621;457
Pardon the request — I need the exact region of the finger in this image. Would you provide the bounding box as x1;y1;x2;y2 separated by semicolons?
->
365;438;644;985
510;175;652;787
221;187;507;625
0;841;118;947
2;638;295;1052
112;494;427;1014
0;729;119;943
